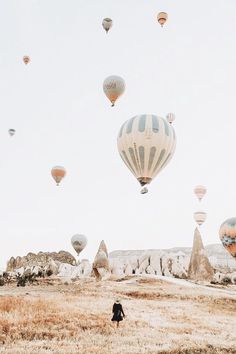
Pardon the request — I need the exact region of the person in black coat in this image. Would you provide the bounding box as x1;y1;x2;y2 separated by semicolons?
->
111;299;125;328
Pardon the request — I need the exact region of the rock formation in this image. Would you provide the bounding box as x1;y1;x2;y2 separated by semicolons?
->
188;228;214;281
6;251;76;273
92;240;110;280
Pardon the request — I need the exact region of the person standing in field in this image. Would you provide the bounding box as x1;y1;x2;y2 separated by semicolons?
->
111;299;125;328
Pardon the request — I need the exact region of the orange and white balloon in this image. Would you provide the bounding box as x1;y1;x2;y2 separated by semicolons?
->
103;75;125;106
157;12;168;27
51;166;66;186
194;185;207;201
194;211;207;226
23;56;30;65
219;217;236;259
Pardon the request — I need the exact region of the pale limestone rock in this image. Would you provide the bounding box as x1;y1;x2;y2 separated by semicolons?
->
92;240;110;280
188;228;214;282
124;263;133;275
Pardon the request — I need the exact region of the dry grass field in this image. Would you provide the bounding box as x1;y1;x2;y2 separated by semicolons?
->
0;276;236;354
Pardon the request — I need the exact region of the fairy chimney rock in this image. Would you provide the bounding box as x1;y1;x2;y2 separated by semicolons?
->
92;240;110;280
188;228;214;281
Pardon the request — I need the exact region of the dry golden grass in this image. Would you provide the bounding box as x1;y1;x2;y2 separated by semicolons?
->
0;276;236;354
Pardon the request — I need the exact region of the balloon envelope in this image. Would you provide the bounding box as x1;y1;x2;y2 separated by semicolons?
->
103;75;125;106
219;217;236;259
194;211;207;226
102;18;113;32
8;129;15;137
51;166;66;186
157;12;168;26
23;56;30;65
117;114;176;188
71;234;87;255
194;185;207;201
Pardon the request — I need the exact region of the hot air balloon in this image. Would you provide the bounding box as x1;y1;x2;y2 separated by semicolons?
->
166;113;175;124
23;56;30;65
157;12;168;27
71;234;87;256
102;18;113;33
194;211;207;226
51;166;66;186
103;75;125;106
8;129;15;137
117;114;176;193
219;217;236;259
194;185;207;201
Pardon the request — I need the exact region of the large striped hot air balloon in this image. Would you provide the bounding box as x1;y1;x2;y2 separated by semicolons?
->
103;75;125;106
219;217;236;259
194;211;207;226
117;114;176;193
51;166;66;186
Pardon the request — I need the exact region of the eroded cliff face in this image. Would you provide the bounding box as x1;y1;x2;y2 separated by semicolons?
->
6;251;76;272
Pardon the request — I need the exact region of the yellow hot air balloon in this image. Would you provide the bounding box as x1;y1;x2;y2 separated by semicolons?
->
117;114;176;193
194;185;207;201
157;12;168;27
51;166;66;186
23;56;30;65
103;75;125;106
102;18;113;33
194;211;207;226
219;218;236;259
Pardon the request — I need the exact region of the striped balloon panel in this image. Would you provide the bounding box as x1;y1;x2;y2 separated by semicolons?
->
117;115;176;183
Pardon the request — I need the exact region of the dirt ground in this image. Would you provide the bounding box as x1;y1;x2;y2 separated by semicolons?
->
0;276;235;354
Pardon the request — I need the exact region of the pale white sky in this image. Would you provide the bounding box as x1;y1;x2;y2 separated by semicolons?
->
0;0;235;268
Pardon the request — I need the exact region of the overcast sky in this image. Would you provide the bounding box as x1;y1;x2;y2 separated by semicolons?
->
0;0;235;269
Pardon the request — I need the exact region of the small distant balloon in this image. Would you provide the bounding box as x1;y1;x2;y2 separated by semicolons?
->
194;185;207;201
157;12;168;27
71;234;87;256
8;129;15;137
23;56;30;65
102;18;113;33
219;217;236;259
51;166;66;186
194;211;207;226
166;113;175;124
103;75;125;107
